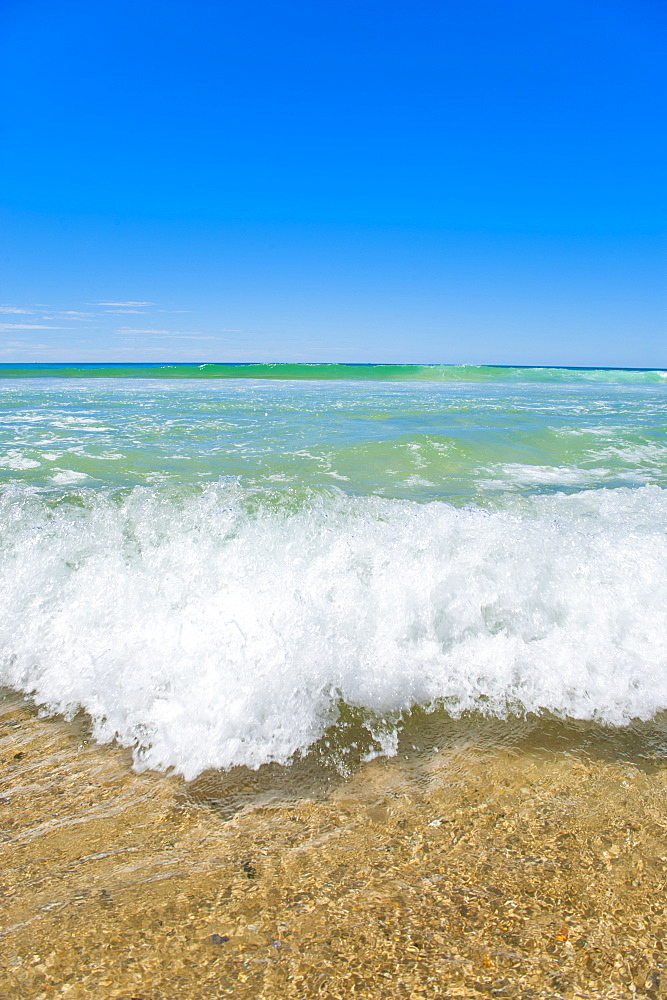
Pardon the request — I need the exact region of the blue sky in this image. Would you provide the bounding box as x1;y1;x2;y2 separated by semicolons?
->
0;0;665;365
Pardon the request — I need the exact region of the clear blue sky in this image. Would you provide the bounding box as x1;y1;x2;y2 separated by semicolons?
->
0;0;665;365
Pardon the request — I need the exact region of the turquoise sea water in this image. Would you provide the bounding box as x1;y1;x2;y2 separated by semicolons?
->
1;364;666;777
1;364;666;500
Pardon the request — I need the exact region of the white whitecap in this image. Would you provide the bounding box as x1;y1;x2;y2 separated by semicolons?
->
0;484;666;779
51;470;90;484
0;451;41;470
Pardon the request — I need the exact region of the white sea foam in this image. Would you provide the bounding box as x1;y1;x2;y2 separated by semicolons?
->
50;470;90;484
479;463;615;490
1;483;666;779
0;451;41;470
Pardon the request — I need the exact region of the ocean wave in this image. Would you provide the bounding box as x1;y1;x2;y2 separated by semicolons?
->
1;483;666;778
1;362;666;383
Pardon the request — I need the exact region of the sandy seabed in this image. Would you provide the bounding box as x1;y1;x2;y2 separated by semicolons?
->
2;695;667;1000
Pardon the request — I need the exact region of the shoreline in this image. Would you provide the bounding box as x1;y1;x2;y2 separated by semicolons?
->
2;697;667;998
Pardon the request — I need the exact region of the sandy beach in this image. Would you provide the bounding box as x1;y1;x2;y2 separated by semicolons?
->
2;693;667;999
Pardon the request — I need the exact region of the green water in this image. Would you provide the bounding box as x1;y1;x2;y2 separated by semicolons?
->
1;362;666;384
0;365;665;504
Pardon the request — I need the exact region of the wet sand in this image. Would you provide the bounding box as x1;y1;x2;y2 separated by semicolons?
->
2;696;667;999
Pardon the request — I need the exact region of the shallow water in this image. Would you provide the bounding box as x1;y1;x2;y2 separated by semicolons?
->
3;692;667;999
1;370;666;502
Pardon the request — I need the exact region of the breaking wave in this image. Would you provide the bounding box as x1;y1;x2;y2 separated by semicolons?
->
1;483;666;778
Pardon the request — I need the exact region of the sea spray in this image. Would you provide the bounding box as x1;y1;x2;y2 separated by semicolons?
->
1;482;666;779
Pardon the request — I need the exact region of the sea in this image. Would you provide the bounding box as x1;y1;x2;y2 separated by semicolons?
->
1;362;666;783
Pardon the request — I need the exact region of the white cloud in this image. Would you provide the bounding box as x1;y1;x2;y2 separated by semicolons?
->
0;323;66;330
96;300;155;308
118;327;172;334
40;313;93;321
0;306;32;314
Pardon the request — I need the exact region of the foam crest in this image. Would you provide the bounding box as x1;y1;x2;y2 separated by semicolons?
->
1;484;666;778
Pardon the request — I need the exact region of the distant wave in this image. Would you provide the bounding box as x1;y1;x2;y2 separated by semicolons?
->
1;363;666;383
